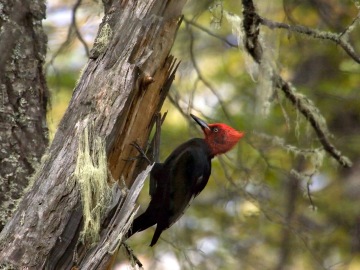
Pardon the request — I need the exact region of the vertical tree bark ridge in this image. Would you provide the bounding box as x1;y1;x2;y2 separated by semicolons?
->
0;0;49;231
0;0;186;268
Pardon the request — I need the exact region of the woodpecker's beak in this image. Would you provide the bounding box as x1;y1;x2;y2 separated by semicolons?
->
190;114;210;130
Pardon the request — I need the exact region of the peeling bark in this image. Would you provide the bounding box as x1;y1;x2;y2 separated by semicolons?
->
0;0;186;269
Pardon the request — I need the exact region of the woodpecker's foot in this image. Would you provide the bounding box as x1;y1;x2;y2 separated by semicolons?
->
129;142;152;165
122;242;143;268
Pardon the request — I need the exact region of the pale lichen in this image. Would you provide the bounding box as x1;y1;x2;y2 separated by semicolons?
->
92;23;113;56
254;132;325;173
74;125;112;245
225;10;276;116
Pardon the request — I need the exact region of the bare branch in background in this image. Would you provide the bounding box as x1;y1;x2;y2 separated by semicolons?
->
46;0;90;69
71;0;90;57
46;25;75;70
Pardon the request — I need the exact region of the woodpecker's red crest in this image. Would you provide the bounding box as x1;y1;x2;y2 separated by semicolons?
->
190;114;244;156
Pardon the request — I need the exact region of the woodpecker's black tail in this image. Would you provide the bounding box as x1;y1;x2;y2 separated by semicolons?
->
125;209;157;240
149;225;164;246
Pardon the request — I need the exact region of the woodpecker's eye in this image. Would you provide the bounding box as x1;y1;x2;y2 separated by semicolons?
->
213;127;219;132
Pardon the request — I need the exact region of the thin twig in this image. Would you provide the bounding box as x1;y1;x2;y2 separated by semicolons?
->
183;17;238;48
339;11;360;37
184;21;233;123
306;181;316;211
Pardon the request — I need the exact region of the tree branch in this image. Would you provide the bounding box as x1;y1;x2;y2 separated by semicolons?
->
259;16;360;64
274;76;352;168
241;0;352;168
242;0;262;63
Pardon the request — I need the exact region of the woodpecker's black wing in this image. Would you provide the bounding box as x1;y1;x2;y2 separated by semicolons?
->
150;138;212;246
127;138;212;246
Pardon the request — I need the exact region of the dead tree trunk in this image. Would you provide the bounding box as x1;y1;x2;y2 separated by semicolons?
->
0;0;186;269
0;0;49;231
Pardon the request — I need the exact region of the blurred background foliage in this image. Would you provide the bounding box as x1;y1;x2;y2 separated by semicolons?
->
44;0;360;269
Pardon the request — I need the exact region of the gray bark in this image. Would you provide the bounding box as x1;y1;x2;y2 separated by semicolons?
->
0;0;186;269
0;0;49;231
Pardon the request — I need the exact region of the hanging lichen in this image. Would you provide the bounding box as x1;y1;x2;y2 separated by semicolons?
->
74;125;112;245
225;11;277;117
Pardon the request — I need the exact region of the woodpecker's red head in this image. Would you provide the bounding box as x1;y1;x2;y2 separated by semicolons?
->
191;114;244;156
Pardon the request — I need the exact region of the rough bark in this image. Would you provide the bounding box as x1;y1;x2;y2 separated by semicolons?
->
0;0;49;231
0;0;186;269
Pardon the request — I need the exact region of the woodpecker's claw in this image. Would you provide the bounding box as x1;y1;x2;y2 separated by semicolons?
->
122;242;143;268
129;142;152;165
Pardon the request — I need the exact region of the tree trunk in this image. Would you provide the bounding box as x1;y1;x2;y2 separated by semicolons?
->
0;0;49;231
0;0;186;269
